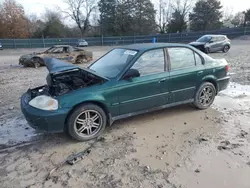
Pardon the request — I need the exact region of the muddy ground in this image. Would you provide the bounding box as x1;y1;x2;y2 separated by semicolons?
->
0;40;250;188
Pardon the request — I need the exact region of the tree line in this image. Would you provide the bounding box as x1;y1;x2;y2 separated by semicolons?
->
0;0;250;39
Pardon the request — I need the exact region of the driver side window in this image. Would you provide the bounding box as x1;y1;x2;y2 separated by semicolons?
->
131;49;165;76
53;47;64;53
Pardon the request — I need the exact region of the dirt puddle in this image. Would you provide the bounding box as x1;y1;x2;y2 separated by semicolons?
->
168;82;250;188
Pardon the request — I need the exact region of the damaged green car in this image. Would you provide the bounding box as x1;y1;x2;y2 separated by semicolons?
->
21;43;230;141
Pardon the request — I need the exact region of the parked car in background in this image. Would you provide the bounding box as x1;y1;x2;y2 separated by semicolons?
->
19;45;93;68
0;42;3;50
189;35;231;54
21;43;230;141
77;39;88;47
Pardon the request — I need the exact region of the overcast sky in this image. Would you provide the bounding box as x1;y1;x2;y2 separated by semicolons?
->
2;0;250;17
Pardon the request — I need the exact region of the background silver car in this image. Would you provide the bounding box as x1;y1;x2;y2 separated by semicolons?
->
77;39;88;47
189;35;231;53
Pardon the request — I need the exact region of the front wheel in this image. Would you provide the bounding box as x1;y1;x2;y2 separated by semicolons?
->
32;58;43;68
205;47;210;54
193;82;216;110
67;104;107;141
34;62;40;68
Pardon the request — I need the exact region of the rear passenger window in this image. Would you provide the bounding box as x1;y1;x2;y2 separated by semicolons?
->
211;37;216;42
195;53;203;65
168;48;195;70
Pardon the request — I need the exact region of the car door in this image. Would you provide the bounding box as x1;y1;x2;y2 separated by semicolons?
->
218;36;226;50
209;37;221;52
167;47;205;103
54;47;71;61
118;48;170;115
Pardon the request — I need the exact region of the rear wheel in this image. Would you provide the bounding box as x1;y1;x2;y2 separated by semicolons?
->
193;82;216;109
223;45;230;53
76;56;88;64
67;104;107;141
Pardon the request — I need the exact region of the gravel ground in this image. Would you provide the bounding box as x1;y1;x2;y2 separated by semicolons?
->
209;40;250;85
0;41;250;188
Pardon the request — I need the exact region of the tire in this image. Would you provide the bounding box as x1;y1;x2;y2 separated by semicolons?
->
32;58;43;68
67;104;107;141
223;45;230;53
76;56;88;64
193;82;216;110
34;62;40;68
205;47;210;54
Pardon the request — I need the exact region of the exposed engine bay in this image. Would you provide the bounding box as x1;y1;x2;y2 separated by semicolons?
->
29;69;105;99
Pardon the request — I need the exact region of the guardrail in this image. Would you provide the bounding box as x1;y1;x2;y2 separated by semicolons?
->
0;27;250;49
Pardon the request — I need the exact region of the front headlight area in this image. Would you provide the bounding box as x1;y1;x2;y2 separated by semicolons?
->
29;95;58;111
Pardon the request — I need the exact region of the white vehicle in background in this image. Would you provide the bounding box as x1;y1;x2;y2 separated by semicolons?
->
77;39;88;47
0;42;3;50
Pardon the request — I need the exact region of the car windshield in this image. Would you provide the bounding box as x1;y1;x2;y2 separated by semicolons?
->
197;36;212;42
45;47;64;53
89;48;138;78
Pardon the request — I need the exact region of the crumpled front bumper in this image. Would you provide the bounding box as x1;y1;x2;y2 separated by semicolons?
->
19;58;32;66
190;45;206;52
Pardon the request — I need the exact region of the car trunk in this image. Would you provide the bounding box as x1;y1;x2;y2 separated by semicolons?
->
28;58;107;99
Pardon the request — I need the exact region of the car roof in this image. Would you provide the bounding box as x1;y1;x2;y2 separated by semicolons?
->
52;45;72;48
203;34;227;37
122;43;190;51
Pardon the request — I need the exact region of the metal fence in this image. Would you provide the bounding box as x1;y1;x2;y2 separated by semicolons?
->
1;27;250;49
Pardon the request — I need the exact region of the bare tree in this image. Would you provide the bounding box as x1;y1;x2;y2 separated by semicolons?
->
171;0;194;20
157;0;194;33
230;12;244;27
222;7;234;28
157;0;172;33
63;0;97;37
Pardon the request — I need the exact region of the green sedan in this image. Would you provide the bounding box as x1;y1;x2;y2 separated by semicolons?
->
21;43;230;141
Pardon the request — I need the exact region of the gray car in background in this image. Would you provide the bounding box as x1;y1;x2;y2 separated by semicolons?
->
189;35;231;54
77;39;88;47
0;42;3;50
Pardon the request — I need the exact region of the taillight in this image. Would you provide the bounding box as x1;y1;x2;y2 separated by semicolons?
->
225;65;229;72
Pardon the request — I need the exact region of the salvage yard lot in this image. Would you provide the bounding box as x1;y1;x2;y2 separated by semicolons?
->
0;40;250;188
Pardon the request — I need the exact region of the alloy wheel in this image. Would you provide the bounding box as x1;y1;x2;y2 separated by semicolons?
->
199;86;214;107
224;45;229;52
74;110;102;137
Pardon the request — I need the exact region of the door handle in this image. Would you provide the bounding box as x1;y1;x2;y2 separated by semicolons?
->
197;71;203;76
158;78;167;83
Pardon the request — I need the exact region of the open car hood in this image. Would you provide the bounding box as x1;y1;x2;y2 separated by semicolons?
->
44;58;108;80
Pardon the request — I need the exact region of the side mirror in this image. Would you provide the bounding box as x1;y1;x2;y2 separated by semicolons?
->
208;40;213;43
123;69;140;80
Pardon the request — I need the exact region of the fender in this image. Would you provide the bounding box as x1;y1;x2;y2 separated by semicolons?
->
58;91;112;126
57;89;111;114
200;75;218;92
